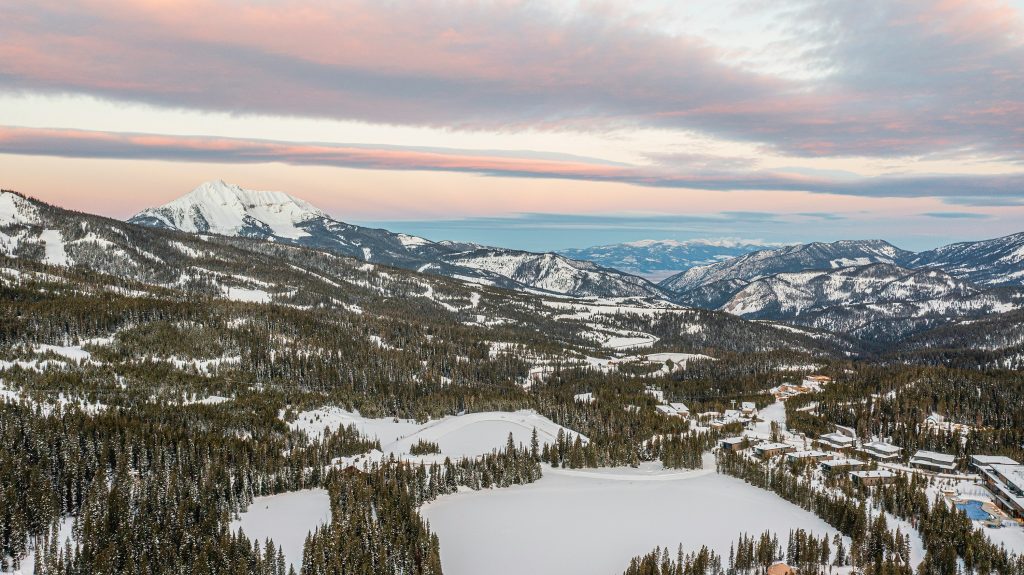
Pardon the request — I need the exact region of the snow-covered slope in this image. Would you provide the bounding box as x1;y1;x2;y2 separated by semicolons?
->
720;264;976;317
717;263;1022;341
907;231;1024;286
558;239;772;281
441;248;668;298
661;239;911;293
130;181;667;299
0;190;41;226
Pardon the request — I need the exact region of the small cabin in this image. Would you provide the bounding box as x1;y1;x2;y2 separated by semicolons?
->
719;437;746;452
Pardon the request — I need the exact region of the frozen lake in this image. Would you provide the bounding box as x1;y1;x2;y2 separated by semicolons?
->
421;464;845;575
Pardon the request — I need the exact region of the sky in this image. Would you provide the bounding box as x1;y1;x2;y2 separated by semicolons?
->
2;0;1024;252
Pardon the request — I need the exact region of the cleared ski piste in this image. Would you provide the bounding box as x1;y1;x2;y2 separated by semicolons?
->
421;462;846;575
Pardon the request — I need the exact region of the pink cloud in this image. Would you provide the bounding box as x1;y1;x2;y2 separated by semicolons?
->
6;1;1021;158
3;125;1024;207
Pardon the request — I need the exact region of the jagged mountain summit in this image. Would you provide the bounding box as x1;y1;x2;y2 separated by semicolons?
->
129;180;669;299
558;239;774;281
659;239;913;293
129;179;329;239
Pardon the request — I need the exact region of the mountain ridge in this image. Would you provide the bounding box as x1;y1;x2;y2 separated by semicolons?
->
659;239;912;293
128;180;670;299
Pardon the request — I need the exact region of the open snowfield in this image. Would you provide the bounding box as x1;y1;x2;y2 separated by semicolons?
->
289;408;585;459
422;465;846;575
230;489;331;573
385;411;587;458
983;523;1024;554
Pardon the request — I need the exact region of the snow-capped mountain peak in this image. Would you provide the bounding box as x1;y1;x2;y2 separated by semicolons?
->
131;180;328;239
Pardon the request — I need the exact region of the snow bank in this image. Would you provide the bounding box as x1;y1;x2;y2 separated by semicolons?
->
221;286;272;303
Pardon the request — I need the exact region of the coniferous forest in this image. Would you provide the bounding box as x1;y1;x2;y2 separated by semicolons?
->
1;192;1024;575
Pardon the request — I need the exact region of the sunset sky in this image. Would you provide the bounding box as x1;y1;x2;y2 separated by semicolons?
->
2;0;1024;251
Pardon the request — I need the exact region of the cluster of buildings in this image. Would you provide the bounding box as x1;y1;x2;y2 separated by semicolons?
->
924;413;976;435
770;374;832;401
701;402;759;429
817;434;1024;520
720;433;900;486
632;386;692;418
655;402;690;418
720;425;1024;518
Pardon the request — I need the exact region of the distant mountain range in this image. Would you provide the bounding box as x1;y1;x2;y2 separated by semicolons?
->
3;180;1024;351
558;239;773;281
0;187;846;359
130;180;669;299
654;239;1024;342
659;239;911;293
124;181;1024;343
906;233;1024;287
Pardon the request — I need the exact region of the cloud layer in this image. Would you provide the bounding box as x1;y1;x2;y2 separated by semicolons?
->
2;0;1023;159
3;125;1023;204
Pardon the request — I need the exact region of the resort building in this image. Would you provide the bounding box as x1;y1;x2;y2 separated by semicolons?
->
668;402;690;417
802;375;832;388
786;450;831;463
820;458;866;475
719;437;747;452
754;442;794;459
655;405;683;417
834;425;857;438
969;454;1019;472
909;450;958;473
817;432;856;451
977;463;1024;518
860;440;902;462
850;470;897;487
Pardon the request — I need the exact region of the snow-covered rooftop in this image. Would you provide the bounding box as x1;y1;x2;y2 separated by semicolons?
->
862;441;901;454
851;470;895;478
911;450;956;464
970;454;1020;467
